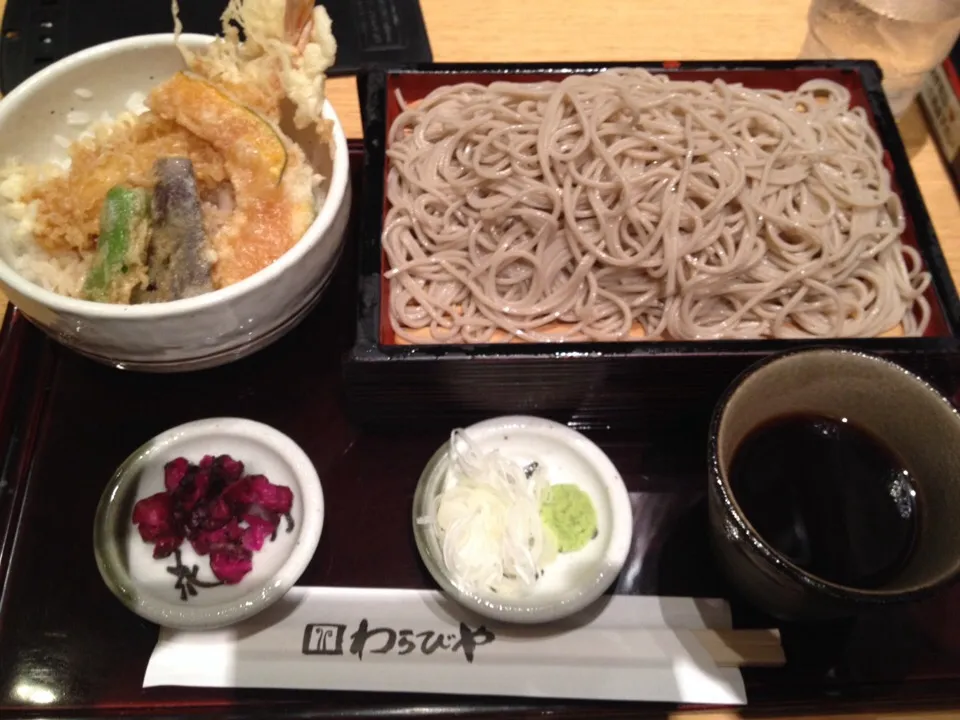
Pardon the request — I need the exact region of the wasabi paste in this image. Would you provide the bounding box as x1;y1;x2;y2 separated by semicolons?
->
540;484;598;553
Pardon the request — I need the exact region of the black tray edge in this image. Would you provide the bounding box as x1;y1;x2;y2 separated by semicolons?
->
0;307;56;602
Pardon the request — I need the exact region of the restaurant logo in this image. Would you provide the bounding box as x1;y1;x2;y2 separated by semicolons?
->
302;620;496;663
302;623;346;655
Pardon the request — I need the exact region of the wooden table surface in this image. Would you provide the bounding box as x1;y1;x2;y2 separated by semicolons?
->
1;1;959;718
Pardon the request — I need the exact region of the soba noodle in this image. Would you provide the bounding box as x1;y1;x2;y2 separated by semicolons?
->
383;68;931;343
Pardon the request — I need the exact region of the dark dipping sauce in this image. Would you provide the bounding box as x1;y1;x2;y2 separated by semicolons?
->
729;413;919;589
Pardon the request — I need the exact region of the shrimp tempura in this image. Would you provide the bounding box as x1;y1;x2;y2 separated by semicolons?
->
172;0;337;137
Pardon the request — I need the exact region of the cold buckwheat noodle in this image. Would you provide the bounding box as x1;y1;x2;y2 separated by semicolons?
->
382;69;931;343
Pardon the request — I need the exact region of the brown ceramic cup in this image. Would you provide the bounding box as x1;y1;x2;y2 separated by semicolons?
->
707;347;960;622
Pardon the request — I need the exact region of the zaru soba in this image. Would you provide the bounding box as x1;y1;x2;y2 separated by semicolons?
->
383;69;930;343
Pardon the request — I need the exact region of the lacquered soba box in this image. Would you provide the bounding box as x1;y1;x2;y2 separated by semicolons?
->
344;61;960;429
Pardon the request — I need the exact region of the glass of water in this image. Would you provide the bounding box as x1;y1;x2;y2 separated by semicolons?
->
800;0;960;117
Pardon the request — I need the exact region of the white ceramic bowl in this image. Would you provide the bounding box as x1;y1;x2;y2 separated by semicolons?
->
412;415;634;624
0;34;352;371
94;417;324;630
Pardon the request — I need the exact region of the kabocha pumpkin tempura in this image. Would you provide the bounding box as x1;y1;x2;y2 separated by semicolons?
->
0;0;337;304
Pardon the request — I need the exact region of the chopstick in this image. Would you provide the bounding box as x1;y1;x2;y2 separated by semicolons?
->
473;627;785;669
689;628;785;668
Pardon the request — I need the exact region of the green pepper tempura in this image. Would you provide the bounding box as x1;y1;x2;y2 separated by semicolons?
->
82;186;151;304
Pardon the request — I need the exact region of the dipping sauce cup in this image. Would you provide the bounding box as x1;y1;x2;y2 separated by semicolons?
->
708;348;960;621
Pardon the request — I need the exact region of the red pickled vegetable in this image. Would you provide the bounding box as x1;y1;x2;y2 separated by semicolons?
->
132;492;176;542
131;453;295;586
210;546;254;584
222;477;258;507
164;457;190;492
204;497;233;529
214;454;245;483
242;514;277;552
174;468;210;511
191;518;244;556
153;534;184;559
250;475;293;514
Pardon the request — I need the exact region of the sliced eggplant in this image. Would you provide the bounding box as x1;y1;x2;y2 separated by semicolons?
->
146;157;214;301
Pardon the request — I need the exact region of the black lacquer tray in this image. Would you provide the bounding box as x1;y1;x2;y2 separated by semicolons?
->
1;144;960;719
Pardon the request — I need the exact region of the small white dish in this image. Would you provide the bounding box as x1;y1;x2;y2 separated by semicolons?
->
412;415;633;624
94;417;324;630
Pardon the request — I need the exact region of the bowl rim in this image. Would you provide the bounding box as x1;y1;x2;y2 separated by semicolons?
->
0;33;350;319
93;417;325;630
708;345;960;604
412;415;634;624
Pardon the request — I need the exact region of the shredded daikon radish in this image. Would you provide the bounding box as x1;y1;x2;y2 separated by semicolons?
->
420;429;558;598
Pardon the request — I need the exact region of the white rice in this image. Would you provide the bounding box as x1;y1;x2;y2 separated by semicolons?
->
73;87;94;100
0;162;91;296
65;110;91;126
125;92;148;115
0;107;139;296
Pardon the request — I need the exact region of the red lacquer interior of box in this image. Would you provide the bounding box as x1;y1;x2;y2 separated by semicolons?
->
378;66;952;346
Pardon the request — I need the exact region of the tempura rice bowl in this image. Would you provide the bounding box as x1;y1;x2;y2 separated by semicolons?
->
0;34;351;371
